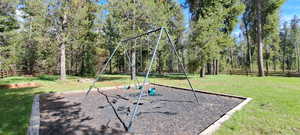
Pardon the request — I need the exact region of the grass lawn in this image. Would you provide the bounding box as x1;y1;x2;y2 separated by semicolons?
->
0;74;299;135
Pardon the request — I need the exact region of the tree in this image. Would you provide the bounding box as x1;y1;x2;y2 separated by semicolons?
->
104;0;184;75
256;0;265;76
241;0;254;73
18;0;102;76
242;0;284;76
0;0;19;71
186;0;244;77
290;15;300;72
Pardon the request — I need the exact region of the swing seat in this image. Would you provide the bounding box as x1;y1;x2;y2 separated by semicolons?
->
124;86;131;90
137;85;143;90
148;88;156;96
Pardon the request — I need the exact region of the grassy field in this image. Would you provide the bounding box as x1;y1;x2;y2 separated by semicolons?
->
0;74;299;135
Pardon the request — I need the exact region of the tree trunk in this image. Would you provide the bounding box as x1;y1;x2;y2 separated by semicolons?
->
216;59;219;75
256;0;265;77
212;60;215;75
282;48;285;73
80;45;85;75
131;0;137;80
273;57;276;72
212;61;215;75
60;13;67;80
70;44;74;75
247;34;252;72
131;40;137;80
296;43;300;72
200;66;205;78
243;19;252;73
182;49;185;73
230;47;234;70
60;43;66;80
207;63;211;75
168;55;174;72
109;55;112;73
266;60;269;76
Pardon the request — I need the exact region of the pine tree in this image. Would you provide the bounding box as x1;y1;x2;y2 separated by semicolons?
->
187;0;244;77
0;0;19;71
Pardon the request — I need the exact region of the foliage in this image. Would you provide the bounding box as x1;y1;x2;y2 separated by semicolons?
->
187;0;244;73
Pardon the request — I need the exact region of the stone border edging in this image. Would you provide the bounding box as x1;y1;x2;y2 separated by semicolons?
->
199;98;252;135
27;94;40;135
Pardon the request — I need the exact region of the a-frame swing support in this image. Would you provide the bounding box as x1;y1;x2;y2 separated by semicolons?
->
85;27;199;132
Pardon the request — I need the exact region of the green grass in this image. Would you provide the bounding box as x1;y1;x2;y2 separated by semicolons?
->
0;74;299;135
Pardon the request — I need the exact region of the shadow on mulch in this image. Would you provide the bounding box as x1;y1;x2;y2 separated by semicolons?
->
39;94;128;135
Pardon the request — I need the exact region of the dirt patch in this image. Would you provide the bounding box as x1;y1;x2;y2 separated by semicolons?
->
0;82;39;89
77;78;96;83
39;84;244;135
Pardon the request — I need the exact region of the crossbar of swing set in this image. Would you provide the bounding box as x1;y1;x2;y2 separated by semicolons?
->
121;27;162;43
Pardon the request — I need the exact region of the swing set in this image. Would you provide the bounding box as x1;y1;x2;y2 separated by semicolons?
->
85;27;199;132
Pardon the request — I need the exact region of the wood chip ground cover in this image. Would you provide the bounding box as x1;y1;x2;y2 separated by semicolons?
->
39;84;244;135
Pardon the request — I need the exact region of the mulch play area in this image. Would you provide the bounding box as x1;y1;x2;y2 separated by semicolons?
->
30;84;250;135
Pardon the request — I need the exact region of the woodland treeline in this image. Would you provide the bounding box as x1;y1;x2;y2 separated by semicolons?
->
0;0;299;79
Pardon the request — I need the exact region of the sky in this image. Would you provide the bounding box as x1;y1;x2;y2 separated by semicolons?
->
177;0;300;36
281;0;300;23
177;0;191;28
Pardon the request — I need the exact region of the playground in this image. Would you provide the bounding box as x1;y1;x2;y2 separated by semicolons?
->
36;84;246;135
2;0;300;135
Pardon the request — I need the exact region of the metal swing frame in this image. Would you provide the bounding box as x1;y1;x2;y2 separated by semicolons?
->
85;27;199;132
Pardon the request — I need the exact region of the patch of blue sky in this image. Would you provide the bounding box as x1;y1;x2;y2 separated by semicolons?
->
97;0;109;20
177;0;191;28
280;0;300;24
98;0;108;5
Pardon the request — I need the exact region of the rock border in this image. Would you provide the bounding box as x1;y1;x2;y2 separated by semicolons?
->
27;94;40;135
27;83;251;135
199;98;252;135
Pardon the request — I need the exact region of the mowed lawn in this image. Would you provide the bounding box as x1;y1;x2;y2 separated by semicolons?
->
0;74;299;135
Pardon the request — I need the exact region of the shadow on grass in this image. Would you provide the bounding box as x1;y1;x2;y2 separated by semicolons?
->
0;75;60;85
37;75;60;81
0;77;38;85
0;87;44;135
149;74;190;80
97;76;128;82
228;71;288;77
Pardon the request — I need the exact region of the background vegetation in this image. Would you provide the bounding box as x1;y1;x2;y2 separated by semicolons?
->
1;0;299;79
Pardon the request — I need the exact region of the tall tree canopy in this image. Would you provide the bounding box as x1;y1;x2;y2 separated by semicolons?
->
186;0;245;77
